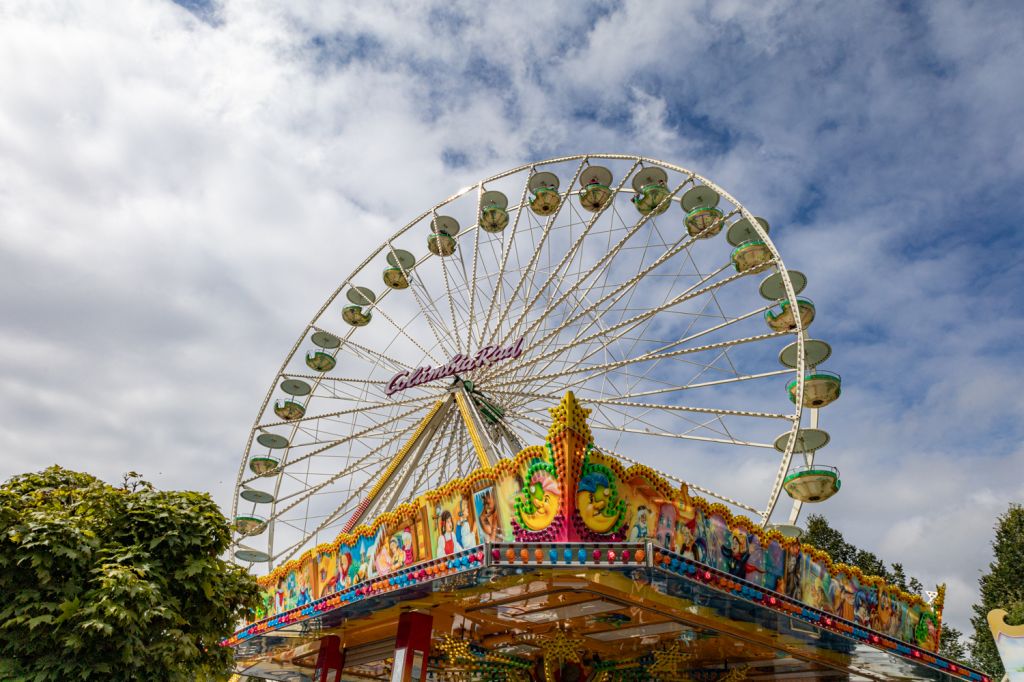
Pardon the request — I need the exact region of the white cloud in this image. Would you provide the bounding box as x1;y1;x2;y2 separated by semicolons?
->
1;0;1022;640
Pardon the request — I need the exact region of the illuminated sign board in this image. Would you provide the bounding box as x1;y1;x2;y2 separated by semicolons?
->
385;337;524;396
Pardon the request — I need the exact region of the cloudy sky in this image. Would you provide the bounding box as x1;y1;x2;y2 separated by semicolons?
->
2;0;1022;638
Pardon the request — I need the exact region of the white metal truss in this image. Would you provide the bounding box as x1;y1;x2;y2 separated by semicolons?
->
230;154;821;568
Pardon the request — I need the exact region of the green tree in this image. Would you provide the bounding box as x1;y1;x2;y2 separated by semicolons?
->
803;514;897;583
968;504;1024;678
940;625;968;662
0;466;259;681
802;514;970;662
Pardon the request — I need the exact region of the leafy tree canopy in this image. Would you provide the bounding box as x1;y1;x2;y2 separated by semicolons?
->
968;504;1024;678
0;466;259;681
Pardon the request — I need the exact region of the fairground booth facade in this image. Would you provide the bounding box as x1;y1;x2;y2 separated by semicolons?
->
225;393;985;681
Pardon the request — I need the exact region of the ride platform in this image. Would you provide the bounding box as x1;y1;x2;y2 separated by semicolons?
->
225;393;986;682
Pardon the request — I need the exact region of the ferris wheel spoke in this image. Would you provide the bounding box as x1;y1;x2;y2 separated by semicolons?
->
488;176;696;361
454;421;471;479
491;159;642;352
391;243;459;358
489;322;788;392
369;400;458;514
487;159;589;348
582;401;747;444
485;247;632;390
434;222;466;357
478;175;534;348
271;454;388;508
481;256;738;387
529;260;737;380
313;329;415;374
501;185;688;354
507;395;786;448
265;430;413;533
494;368;792;406
683;246;742;376
430;408;463;491
283;374;388;386
364;293;447;365
586;421;775;450
508;393;716;443
464;187;485;351
254;399;436;478
404;411;456;503
257;392;436;430
271;472;380;564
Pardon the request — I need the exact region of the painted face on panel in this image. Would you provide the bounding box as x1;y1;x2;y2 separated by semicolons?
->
627;504;653;542
338;550;355;589
516;469;561;532
474;487;501;543
318;549;339;597
656;503;676;550
577;471;620;534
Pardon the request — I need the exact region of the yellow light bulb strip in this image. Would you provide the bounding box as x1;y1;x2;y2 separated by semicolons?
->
362;399;446;505
454;390;493;469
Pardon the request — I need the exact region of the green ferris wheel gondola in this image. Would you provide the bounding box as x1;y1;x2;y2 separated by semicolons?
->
764;297;815;332
231;154;837;572
730;240;773;273
783;465;841;503
528;172;561;216
578;165;613;212
480;190;510;233
787;370;842;408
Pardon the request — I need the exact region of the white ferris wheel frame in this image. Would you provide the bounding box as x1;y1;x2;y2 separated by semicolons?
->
229;154;817;568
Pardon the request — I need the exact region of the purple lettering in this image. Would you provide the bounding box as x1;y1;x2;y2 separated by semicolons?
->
385;371;410;396
384;336;528;396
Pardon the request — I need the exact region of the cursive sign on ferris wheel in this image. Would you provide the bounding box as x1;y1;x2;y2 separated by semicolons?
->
385;337;525;396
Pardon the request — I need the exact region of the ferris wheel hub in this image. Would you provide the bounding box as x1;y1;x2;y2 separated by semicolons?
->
231;154;842;568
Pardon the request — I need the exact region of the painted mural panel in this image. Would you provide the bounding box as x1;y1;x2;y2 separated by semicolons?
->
762;539;786;592
473;485;503;543
429;491;480;557
801;551;837;612
853;577;877;627
722;528;765;585
675;500;700;560
701;512;731;572
250;393;946;654
512;447;564;540
574;449;627;539
493;475;521;542
622;481;658;543
317;546;340;598
872;588;902;637
272;560;316;612
335;532;378;589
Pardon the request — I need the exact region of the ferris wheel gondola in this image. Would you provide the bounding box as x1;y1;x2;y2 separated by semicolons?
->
229;154;843;567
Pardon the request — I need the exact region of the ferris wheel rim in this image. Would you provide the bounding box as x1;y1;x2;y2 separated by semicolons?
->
230;153;812;567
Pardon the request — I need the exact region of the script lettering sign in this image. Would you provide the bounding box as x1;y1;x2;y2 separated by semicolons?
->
385;337;525;396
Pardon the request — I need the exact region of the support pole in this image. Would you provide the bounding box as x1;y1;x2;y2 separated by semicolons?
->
313;634;345;682
454;388;503;467
390;611;433;682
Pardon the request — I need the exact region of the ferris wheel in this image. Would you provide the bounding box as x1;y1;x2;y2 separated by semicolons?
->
230;154;842;566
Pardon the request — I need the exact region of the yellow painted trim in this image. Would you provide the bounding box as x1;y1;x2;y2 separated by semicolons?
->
254;392;940;618
454;390;492;469
362;399;446;504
